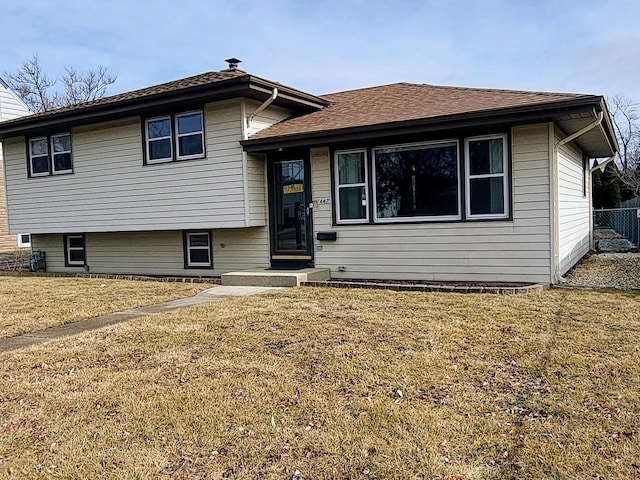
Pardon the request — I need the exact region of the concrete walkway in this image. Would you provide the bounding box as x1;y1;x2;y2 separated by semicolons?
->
0;285;284;353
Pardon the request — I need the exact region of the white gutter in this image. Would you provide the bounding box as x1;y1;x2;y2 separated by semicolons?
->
556;111;603;149
551;110;604;284
246;88;278;130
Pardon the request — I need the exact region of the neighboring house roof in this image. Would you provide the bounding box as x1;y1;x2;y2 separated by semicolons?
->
242;82;618;157
0;77;32;120
0;69;327;138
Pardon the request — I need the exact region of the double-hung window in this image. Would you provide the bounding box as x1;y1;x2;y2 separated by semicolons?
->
145;110;204;164
184;231;212;268
64;234;86;267
176;112;205;159
146;117;173;163
373;140;460;222
335;149;368;223
465;134;508;219
28;133;73;177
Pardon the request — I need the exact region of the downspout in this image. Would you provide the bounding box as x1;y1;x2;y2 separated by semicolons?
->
240;99;251;227
241;89;278;228
551;110;604;284
246;88;278;130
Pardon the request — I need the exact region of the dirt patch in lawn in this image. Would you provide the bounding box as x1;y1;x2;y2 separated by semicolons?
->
1;287;638;478
0;277;210;339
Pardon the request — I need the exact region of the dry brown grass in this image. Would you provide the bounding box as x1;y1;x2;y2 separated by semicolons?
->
0;277;209;339
0;287;639;479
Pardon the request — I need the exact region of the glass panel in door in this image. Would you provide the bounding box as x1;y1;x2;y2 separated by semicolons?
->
273;160;308;253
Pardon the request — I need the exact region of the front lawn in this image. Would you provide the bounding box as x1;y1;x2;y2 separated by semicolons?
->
1;286;638;478
0;277;209;339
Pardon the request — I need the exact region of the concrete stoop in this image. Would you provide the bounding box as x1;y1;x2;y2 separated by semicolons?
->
221;268;331;287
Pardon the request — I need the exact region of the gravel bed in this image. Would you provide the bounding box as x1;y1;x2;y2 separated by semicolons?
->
564;252;640;290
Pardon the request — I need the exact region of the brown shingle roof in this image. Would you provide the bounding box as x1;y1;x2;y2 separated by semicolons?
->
247;82;595;140
0;69;249;124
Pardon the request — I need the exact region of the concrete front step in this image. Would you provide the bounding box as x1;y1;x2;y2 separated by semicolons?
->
221;268;331;287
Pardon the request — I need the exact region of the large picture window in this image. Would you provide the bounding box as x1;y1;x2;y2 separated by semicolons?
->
145;110;204;164
373;141;460;222
334;149;368;223
465;135;508;219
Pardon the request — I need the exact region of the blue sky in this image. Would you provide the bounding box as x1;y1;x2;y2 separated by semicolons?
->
3;0;640;103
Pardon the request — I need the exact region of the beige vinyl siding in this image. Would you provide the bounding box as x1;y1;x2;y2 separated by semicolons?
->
310;124;552;283
556;130;590;274
246;153;267;226
0;85;31;251
0;152;15;252
31;227;270;275
245;100;292;137
3;100;249;234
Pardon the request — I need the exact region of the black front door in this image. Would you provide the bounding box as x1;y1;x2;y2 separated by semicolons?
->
268;154;313;268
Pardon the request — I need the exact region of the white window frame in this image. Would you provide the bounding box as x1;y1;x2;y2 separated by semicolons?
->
65;234;86;267
145;115;173;164
464;134;509;220
334;148;369;224
175;111;205;160
372;140;461;223
186;231;212;268
51;132;73;175
17;233;31;248
28;136;51;177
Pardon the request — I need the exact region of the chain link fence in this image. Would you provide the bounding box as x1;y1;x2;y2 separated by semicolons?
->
593;207;640;248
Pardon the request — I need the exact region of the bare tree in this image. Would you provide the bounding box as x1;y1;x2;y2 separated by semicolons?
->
609;95;640;197
4;54;117;113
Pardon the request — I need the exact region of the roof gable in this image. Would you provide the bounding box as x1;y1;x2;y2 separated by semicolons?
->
247;82;597;140
242;82;617;158
0;70;327;138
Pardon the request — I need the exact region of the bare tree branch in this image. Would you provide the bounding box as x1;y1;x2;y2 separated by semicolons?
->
608;95;640;198
3;54;117;113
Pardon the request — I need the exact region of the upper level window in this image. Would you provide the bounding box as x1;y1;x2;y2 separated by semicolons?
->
465;134;508;219
176;112;205;159
28;133;73;177
145;110;204;164
334;149;368;223
146;117;173;163
373;141;460;222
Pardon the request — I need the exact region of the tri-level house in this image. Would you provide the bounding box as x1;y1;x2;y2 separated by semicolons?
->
0;59;617;284
0;77;32;252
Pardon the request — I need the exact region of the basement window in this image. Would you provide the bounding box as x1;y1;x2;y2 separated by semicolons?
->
184;231;213;268
17;233;31;248
64;234;86;267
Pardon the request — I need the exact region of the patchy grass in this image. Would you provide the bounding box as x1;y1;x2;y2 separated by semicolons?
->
0;287;639;479
0;277;210;339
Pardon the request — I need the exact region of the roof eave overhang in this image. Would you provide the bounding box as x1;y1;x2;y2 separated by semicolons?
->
242;96;618;158
0;75;328;139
